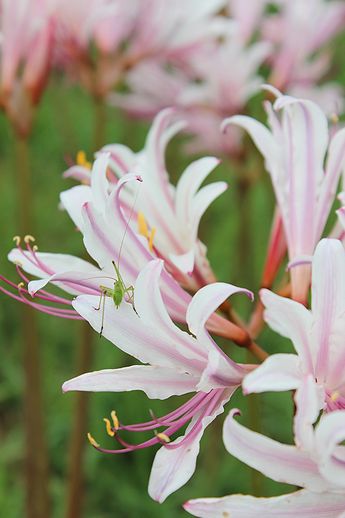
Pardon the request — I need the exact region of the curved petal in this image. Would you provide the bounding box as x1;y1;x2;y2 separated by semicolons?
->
222;115;279;172
315;410;345;489
90;153;111;209
8;250;101;296
73;295;205;375
134;260;207;363
316;127;345;239
148;390;230;502
260;288;313;372
62;365;198;400
311;239;345;382
190;181;228;242
187;282;253;342
223;409;326;491
63;164;91;184
198;348;248;392
294;375;322;450
243;353;302;394
60;185;91;230
175;156;220;227
183;490;345;518
169;250;195;275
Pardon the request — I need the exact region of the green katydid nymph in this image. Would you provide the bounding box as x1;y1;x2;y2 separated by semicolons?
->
97;260;135;337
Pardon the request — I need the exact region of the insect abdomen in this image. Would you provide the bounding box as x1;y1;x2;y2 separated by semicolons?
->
113;281;123;308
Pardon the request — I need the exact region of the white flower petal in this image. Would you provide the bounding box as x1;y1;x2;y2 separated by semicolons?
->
62;365;197;399
223;409;326;491
260;288;313;372
184;490;345;518
243;353;302;394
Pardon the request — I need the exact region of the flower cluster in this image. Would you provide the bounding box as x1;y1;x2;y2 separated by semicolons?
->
3;83;345;515
2;2;345;516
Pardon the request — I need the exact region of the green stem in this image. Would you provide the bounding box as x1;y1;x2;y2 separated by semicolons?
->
65;323;94;518
15;134;50;518
93;95;107;151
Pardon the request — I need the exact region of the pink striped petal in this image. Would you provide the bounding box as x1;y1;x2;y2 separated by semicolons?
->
243;353;302;394
315;410;345;489
294;375;322;450
62;365;197;399
223;409;326;491
260;288;313;372
184;490;345;518
311;239;345;383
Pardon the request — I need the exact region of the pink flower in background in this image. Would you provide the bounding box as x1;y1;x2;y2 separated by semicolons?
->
66;109;228;290
223;90;345;302
63;259;254;502
126;0;227;64
184;400;345;517
227;0;270;43
243;239;345;413
262;0;345;91
53;0;137;56
52;0;138;96
0;0;55;134
111;28;270;155
52;0;227;96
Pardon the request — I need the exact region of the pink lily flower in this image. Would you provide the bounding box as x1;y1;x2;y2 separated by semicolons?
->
111;30;270;156
66;108;228;289
6;155;244;341
0;0;55;135
62;258;254;502
52;0;138;96
243;238;345;413
262;0;345;91
184;391;345;517
223;90;345;303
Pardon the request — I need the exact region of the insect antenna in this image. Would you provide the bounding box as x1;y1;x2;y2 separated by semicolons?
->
116;179;142;275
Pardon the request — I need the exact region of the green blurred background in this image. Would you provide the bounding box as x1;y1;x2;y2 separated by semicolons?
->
1;41;345;516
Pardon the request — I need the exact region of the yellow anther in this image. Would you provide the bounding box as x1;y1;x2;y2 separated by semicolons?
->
17;282;25;289
331;391;340;402
33;245;38;252
330;113;339;125
155;432;170;444
103;418;115;437
24;235;35;244
111;410;119;430
137;211;149;238
87;432;100;448
76;150;92;169
13;260;23;267
13;236;21;246
148;227;156;252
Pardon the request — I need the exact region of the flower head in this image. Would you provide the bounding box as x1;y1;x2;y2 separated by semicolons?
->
62;259;254;501
244;239;345;414
223;90;345;302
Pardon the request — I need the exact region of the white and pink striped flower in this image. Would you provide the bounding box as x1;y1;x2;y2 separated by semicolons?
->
6;132;244;341
184;395;345;517
62;259;254;502
66;108;228;290
223;90;345;303
243;239;345;414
